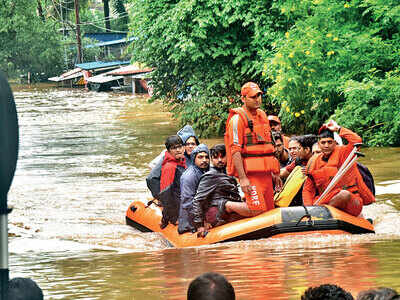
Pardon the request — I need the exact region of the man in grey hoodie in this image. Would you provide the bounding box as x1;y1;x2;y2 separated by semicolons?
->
178;144;210;234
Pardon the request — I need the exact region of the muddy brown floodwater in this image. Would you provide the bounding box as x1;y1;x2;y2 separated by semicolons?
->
7;85;400;299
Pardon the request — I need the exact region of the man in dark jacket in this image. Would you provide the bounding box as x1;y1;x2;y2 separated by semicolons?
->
159;135;186;229
178;144;210;234
191;144;242;237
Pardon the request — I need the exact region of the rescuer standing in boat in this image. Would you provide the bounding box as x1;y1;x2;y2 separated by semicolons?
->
222;82;282;217
303;120;375;216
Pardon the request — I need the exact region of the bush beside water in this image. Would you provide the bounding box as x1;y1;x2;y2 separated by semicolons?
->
128;0;400;146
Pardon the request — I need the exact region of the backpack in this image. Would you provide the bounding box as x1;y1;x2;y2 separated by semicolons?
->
146;159;163;199
357;162;376;196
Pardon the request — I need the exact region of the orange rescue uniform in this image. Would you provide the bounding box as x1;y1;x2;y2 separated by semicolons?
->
225;106;280;212
282;135;290;149
303;127;375;216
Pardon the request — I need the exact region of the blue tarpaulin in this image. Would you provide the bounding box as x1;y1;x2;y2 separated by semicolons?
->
84;33;126;43
85;37;135;49
75;61;130;71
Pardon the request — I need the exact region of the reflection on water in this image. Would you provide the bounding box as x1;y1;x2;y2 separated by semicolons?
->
7;86;400;299
10;239;400;299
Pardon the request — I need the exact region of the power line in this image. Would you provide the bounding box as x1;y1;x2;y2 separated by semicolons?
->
48;0;130;29
80;22;129;33
78;13;129;25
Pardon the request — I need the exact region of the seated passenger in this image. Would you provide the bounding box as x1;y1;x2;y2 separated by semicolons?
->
191;144;242;237
268;115;290;148
288;136;300;161
177;125;200;167
312;142;322;156
149;125;200;169
281;134;318;179
273;131;291;168
302;120;375;216
159;135;186;229
178;144;210;234
146;124;199;198
277;134;318;207
314;134;375;196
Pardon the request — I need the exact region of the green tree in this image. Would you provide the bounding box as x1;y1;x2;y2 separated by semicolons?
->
265;0;400;145
0;0;65;77
111;0;129;32
128;0;400;145
128;0;288;136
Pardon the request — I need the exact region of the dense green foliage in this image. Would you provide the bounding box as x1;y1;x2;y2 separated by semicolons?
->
0;0;129;78
127;0;287;135
128;0;400;146
112;0;129;32
79;0;129;33
267;0;400;146
0;0;65;77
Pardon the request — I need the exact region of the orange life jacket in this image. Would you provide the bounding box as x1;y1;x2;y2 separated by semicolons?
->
307;147;375;205
224;107;279;177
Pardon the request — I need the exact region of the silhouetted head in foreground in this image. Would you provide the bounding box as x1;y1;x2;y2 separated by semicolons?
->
301;284;354;300
357;287;400;300
7;277;43;300
187;272;235;300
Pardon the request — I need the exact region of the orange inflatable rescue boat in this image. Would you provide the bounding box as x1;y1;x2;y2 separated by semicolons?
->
126;201;374;248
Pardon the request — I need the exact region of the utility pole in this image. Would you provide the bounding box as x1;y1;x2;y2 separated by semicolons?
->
61;0;68;69
103;0;111;32
74;0;82;64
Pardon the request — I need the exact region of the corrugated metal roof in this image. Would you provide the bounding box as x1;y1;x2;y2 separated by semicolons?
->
48;68;83;82
60;68;82;78
75;60;130;71
86;73;123;84
108;65;154;76
85;37;135;48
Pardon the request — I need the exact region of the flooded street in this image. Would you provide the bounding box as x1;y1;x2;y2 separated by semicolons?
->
7;86;400;299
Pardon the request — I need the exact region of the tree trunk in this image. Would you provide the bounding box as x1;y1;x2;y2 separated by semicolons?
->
37;0;45;22
103;0;111;32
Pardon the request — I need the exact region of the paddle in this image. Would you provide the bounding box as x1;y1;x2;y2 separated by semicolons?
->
0;72;19;299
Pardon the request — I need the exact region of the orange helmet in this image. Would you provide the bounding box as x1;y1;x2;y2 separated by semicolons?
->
241;82;263;97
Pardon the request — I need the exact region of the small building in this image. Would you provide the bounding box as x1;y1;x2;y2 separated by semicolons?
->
84;33;134;60
108;64;154;95
76;60;130;91
48;60;130;90
48;68;85;87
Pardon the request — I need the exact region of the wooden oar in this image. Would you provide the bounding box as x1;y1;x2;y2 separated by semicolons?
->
0;72;19;299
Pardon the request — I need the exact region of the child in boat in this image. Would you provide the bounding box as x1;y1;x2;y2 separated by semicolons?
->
158;135;187;229
146;125;199;200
